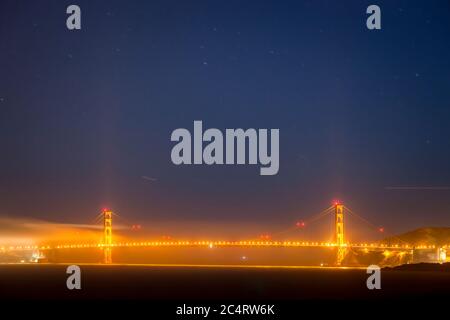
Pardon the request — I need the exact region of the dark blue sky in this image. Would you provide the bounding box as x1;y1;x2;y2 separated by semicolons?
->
0;0;449;236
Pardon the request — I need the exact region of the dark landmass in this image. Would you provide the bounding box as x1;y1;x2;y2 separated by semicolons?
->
383;227;450;246
384;262;450;272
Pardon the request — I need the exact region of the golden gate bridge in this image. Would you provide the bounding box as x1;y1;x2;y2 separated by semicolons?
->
1;202;448;266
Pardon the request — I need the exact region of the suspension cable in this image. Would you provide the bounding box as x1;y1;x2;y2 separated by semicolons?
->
270;206;335;237
344;205;408;245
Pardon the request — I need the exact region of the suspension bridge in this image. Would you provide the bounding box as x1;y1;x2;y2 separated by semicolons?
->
1;202;448;266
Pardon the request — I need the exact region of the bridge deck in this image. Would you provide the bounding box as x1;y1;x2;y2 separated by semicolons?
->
1;241;443;252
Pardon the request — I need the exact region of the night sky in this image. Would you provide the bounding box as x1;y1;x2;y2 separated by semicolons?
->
0;0;449;237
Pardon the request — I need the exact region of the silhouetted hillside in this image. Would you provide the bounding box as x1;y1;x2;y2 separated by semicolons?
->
383;227;450;246
384;263;450;272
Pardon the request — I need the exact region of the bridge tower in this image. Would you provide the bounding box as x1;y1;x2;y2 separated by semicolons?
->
334;203;346;265
438;247;447;264
103;209;113;264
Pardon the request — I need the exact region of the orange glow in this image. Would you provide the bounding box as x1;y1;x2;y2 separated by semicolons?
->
332;200;342;206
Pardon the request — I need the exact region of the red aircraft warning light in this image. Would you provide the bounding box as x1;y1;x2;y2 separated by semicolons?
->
379;227;385;233
296;221;306;228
